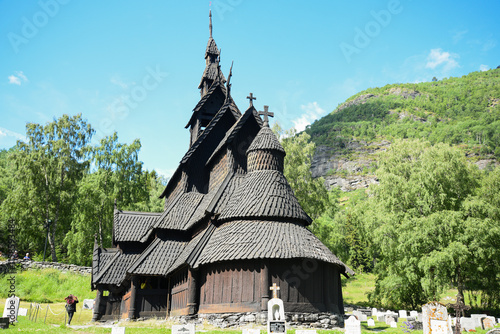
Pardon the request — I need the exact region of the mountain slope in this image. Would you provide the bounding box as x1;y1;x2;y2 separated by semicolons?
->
306;69;500;191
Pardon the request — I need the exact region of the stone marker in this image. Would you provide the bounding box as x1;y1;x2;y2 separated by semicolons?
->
372;308;378;317
2;296;19;323
82;299;94;310
377;314;386;322
172;324;195;334
352;311;367;322
367;319;376;327
0;317;9;329
482;317;495;329
399;310;408;319
268;283;285;334
295;330;316;334
422;302;452;334
486;329;500;334
390;321;398;328
111;327;126;334
345;316;361;334
386;316;396;325
471;314;487;328
460;317;476;331
243;329;261;334
410;311;418;318
18;308;27;316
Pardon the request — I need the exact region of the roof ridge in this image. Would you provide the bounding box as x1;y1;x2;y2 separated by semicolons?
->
127;237;161;275
92;250;121;283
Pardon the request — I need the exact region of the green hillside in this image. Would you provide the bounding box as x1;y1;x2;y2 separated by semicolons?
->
306;69;500;159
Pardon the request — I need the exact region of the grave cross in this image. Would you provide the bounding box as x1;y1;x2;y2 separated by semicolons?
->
246;93;256;107
447;294;470;334
258;105;274;127
269;283;280;299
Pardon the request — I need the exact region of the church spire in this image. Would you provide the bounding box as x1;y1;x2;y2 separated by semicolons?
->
209;10;213;38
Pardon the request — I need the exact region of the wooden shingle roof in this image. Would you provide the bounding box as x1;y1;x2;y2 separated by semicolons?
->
93;251;140;286
155;192;205;230
219;170;312;224
194;220;354;276
205;37;220;57
247;126;285;155
128;237;186;276
114;211;161;243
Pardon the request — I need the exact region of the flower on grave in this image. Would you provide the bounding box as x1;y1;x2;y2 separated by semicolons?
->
401;321;414;333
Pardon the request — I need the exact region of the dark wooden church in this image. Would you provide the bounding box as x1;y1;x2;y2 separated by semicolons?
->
91;12;353;321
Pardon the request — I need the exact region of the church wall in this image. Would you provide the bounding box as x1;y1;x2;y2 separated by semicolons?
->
247;150;284;172
198;261;261;313
208;151;228;193
170;267;190;315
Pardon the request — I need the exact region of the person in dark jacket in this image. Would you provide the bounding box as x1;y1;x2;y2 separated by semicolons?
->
64;294;79;325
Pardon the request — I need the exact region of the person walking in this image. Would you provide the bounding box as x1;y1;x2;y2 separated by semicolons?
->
64;294;79;325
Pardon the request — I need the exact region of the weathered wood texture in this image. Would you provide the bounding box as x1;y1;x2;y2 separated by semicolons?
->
171;268;189;312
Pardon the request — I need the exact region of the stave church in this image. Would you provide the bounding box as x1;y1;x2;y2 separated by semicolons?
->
91;11;353;322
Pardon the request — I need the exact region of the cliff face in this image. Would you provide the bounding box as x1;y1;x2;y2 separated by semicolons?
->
306;70;500;191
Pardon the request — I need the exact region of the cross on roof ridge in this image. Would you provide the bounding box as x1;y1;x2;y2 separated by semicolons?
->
246;93;256;107
270;283;280;299
258;105;274;127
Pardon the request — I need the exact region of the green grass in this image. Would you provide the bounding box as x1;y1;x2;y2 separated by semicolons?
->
0;267;94;303
342;273;376;307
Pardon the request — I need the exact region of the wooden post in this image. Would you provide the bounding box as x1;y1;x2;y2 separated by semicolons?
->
260;261;270;311
187;268;199;315
166;277;171;319
92;287;103;321
128;276;138;319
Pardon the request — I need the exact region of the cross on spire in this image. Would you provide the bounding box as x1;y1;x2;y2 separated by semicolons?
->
258;105;274;127
269;283;280;299
246;93;256;107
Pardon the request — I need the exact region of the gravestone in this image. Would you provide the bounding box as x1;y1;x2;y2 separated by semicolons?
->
353;311;367;321
0;317;9;329
18;308;27;316
345;315;361;334
111;327;126;334
82;299;94;310
372;308;378;317
422;302;452;334
386;316;396;325
268;283;285;334
460;317;476;331
243;329;261;334
482;317;495;329
172;324;195;334
399;310;408;319
390;321;398;328
377;314;386;322
2;296;19;323
410;311;419;318
367;319;376;327
486;329;500;334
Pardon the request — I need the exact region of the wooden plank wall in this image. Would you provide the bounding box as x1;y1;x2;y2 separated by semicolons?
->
198;261;261;312
170;269;189;311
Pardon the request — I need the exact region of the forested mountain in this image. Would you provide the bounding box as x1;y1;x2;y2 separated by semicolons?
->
306;69;500;190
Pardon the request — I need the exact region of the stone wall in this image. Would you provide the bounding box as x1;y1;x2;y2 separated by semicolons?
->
0;260;91;275
171;311;344;329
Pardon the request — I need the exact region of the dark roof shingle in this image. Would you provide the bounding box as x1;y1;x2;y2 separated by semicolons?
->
247;126;285;154
114;211;161;243
128;237;186;276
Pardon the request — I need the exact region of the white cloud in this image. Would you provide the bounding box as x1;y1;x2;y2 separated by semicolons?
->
0;127;26;143
8;71;28;85
480;64;489;72
425;48;459;72
292;102;327;132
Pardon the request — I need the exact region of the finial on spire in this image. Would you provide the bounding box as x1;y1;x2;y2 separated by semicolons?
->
209;10;213;38
247;93;256;107
226;61;234;100
258;105;274;127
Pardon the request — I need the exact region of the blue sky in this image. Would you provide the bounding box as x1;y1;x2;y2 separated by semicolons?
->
1;0;499;177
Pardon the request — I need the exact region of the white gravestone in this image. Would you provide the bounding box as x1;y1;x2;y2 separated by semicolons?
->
82;299;94;310
422;302;452;334
367;318;376;327
267;284;286;334
390;321;398;328
410;311;418;318
345;315;361;334
399;310;408;319
111;327;126;334
172;324;195;334
18;308;28;316
372;308;378;316
2;296;19;323
460;317;476;331
243;329;261;334
481;317;495;329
